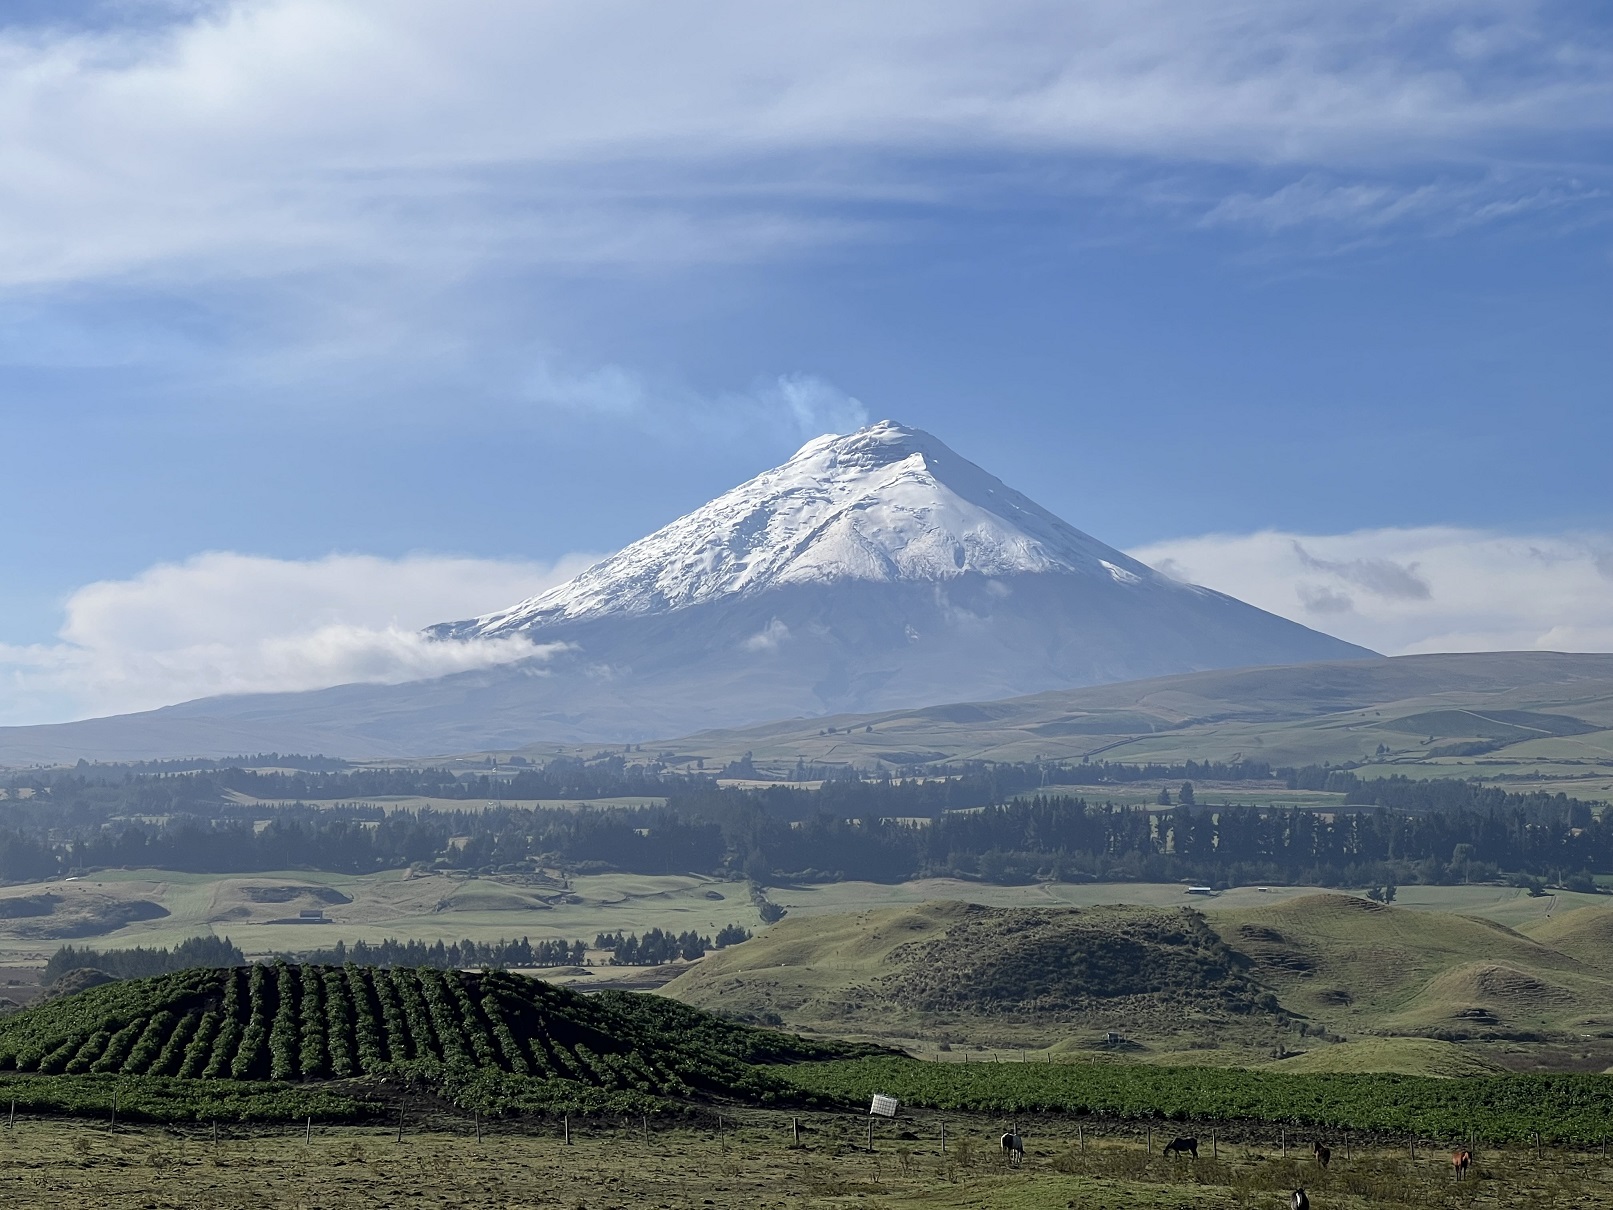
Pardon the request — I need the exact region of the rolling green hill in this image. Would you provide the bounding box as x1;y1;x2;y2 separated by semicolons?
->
666;893;1613;1072
1262;1036;1504;1077
661;901;1285;1049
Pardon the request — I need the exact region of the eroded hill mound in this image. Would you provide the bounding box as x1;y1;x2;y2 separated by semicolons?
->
661;900;1281;1039
880;904;1272;1017
0;964;865;1100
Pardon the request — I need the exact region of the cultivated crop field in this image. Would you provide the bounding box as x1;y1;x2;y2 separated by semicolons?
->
0;965;865;1119
783;1056;1613;1144
3;1111;1613;1209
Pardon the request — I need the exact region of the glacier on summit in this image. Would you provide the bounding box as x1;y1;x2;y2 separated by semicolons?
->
436;421;1181;638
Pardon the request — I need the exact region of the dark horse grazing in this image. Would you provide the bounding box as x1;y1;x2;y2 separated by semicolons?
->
1161;1137;1198;1159
1452;1149;1472;1180
1313;1141;1331;1168
1291;1191;1309;1210
1000;1133;1023;1166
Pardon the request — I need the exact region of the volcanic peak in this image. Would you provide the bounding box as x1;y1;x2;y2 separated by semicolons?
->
440;420;1181;639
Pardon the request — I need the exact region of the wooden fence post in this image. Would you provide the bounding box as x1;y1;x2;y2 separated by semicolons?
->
305;1116;311;1144
1078;1124;1084;1154
1280;1128;1286;1158
1147;1127;1152;1155
1212;1133;1217;1159
564;1114;571;1146
868;1117;874;1152
791;1117;798;1143
940;1121;945;1156
476;1111;482;1145
110;1088;118;1131
397;1101;405;1144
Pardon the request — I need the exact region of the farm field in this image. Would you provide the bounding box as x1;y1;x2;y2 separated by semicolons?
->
222;792;669;813
0;868;759;968
5;865;1592;968
5;960;1613;1204
2;1113;1613;1209
764;878;1603;927
0;867;1600;966
1011;782;1349;809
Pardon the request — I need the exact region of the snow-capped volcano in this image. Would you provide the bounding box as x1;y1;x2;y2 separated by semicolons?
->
0;421;1377;760
438;421;1167;638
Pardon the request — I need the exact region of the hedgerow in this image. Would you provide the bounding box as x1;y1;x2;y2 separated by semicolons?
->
781;1057;1613;1145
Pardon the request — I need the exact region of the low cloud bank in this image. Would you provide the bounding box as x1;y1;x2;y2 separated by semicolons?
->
0;551;595;725
1131;526;1613;656
4;526;1609;728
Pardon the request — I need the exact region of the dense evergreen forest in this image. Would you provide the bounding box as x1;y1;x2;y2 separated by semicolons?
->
1;759;1607;890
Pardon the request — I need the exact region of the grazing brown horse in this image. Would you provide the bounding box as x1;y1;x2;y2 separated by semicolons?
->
1291;1190;1309;1210
1313;1141;1331;1168
1161;1136;1198;1159
1452;1149;1472;1180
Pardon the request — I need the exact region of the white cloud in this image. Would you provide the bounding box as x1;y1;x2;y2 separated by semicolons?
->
1131;526;1613;656
0;0;1601;288
0;551;597;725
742;618;792;653
1200;174;1608;238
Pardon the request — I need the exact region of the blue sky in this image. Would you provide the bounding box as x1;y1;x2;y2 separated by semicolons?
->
0;1;1609;723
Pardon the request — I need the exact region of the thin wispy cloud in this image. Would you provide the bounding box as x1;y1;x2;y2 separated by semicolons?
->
0;1;1601;290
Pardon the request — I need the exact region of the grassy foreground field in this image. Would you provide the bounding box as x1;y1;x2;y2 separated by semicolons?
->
3;1114;1613;1209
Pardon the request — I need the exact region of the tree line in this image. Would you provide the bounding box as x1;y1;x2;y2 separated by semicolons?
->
3;761;1608;890
592;924;752;966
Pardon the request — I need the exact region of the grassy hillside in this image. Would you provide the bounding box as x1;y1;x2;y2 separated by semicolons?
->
662;901;1285;1050
668;893;1613;1072
1211;893;1613;1046
0;964;868;1114
1520;900;1613;970
1262;1036;1503;1077
637;651;1613;796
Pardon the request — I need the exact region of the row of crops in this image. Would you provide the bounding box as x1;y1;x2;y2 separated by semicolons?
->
0;965;863;1107
781;1057;1613;1144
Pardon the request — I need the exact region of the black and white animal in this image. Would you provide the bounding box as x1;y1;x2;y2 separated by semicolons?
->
1161;1136;1198;1159
1291;1190;1310;1210
1000;1132;1023;1165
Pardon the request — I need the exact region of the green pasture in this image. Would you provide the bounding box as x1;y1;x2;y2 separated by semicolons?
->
0;869;759;967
